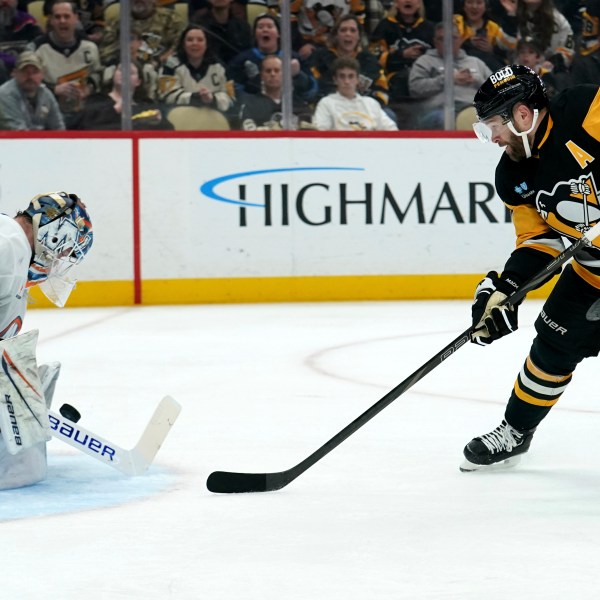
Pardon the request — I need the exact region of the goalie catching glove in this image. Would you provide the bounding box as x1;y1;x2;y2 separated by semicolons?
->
471;271;520;346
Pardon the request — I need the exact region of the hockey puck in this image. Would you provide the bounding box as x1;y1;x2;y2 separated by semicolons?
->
59;403;81;423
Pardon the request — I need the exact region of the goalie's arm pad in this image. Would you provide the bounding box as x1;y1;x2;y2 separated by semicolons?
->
0;330;49;455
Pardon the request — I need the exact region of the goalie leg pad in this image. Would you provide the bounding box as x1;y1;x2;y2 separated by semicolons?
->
0;330;49;455
38;362;61;409
0;435;47;490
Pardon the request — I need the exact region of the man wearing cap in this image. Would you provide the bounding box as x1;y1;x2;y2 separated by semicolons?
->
0;50;65;130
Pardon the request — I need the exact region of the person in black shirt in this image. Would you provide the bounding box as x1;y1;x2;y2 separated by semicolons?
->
229;54;312;129
191;0;252;65
76;61;171;129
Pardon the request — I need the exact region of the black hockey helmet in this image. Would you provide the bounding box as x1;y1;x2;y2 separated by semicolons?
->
473;64;548;122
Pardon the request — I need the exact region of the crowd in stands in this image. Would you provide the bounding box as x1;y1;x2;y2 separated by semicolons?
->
0;0;597;131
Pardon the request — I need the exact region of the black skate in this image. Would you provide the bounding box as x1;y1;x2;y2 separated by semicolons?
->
460;419;536;472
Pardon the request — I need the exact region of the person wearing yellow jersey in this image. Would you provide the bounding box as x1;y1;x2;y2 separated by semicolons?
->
454;0;516;70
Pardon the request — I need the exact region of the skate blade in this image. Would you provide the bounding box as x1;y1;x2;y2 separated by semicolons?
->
459;455;521;472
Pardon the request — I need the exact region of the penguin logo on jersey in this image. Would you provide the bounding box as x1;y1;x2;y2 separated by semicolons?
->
536;172;600;244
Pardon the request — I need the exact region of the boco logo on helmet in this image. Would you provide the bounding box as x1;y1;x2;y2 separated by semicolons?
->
490;66;515;87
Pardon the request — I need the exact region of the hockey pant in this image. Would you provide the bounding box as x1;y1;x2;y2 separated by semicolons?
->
506;264;600;431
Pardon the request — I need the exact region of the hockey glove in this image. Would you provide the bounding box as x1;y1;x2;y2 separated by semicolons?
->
471;271;519;346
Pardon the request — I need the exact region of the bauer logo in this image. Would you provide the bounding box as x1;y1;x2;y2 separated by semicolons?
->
199;167;507;227
48;413;117;461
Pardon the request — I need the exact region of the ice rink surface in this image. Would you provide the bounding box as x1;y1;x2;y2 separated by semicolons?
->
3;299;600;599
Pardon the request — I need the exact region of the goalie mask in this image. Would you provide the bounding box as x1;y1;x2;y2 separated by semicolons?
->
24;192;93;307
472;65;548;158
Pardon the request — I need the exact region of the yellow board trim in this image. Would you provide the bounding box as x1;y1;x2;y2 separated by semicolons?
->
141;274;558;305
26;275;560;308
27;281;135;308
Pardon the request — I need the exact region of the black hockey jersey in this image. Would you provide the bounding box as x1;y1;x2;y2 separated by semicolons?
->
496;84;600;290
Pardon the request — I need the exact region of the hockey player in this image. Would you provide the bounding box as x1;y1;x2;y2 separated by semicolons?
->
0;192;93;489
461;64;600;471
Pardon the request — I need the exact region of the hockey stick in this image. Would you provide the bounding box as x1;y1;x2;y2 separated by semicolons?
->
207;221;600;493
48;396;182;476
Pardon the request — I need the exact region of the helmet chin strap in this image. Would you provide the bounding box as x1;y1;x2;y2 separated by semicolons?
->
507;108;539;158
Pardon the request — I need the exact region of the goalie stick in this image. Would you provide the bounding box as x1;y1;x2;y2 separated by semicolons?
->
48;396;181;476
207;221;600;494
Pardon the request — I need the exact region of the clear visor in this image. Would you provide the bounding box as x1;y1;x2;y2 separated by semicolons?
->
473;116;509;143
38;258;77;308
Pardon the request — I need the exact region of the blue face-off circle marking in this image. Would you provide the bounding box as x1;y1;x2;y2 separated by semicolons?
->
0;455;176;521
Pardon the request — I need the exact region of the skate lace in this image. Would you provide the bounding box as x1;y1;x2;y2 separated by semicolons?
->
480;422;523;454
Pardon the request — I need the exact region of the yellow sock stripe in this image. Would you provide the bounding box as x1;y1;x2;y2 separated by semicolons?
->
513;380;561;407
525;356;572;383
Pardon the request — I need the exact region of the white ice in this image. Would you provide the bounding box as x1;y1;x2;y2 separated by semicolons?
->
2;299;600;599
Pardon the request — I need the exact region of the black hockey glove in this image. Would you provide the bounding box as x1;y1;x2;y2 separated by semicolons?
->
471;271;519;346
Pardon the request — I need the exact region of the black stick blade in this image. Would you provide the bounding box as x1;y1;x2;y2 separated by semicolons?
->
207;471;268;493
207;470;292;493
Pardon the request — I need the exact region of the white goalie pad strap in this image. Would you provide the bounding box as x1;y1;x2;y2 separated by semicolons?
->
0;330;49;455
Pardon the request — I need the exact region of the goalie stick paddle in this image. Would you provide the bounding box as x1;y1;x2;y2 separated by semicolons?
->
48;395;182;476
207;221;600;494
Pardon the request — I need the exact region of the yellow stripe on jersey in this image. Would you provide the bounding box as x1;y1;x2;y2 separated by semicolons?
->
537;114;553;151
582;88;600;142
573;261;600;289
511;204;559;253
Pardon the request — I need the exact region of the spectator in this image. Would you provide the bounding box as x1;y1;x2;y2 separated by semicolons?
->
497;0;575;69
40;0;105;42
101;31;159;101
369;0;435;100
0;50;64;129
454;0;516;71
290;0;366;61
29;0;101;128
229;54;313;130
515;36;570;95
578;0;600;58
191;0;252;65
189;0;247;22
100;0;186;69
408;22;491;129
313;56;397;130
423;0;459;22
227;13;318;101
570;16;600;84
75;61;171;129
0;0;42;72
158;24;233;112
312;14;390;107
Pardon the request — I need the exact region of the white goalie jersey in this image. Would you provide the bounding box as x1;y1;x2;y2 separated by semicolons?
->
0;214;30;340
